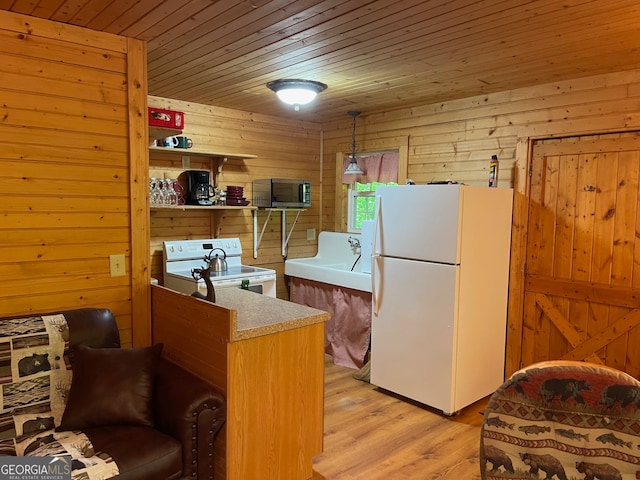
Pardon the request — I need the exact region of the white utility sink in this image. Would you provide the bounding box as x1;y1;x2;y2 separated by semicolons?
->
285;231;372;292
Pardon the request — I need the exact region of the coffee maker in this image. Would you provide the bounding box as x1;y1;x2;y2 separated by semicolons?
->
185;170;214;206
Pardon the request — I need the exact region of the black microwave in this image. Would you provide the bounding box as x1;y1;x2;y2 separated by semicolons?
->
252;179;311;208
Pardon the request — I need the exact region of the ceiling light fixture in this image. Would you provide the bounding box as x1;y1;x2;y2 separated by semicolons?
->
267;79;327;111
344;111;364;175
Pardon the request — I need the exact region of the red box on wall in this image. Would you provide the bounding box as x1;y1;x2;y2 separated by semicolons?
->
148;107;184;130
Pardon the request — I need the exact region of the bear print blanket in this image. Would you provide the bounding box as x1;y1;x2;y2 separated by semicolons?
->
480;360;640;480
0;314;119;479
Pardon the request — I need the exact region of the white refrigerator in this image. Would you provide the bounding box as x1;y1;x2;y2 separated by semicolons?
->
369;184;513;415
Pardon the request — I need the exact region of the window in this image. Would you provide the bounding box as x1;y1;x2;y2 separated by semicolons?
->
342;151;399;232
347;181;397;231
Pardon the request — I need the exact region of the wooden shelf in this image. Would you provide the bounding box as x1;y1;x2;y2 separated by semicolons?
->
149;142;259;237
151;204;256;237
149;146;257;160
151;204;257;211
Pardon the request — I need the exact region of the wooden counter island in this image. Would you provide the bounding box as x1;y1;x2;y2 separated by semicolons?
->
151;285;329;480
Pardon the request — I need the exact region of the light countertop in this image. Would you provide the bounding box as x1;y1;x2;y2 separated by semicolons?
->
212;288;329;341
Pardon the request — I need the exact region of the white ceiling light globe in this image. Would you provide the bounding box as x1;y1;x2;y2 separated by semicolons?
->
267;79;328;111
276;88;318;106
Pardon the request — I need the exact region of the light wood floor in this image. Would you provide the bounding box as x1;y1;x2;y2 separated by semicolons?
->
311;358;487;480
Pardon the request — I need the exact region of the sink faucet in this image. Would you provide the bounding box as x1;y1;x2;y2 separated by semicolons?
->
348;236;361;249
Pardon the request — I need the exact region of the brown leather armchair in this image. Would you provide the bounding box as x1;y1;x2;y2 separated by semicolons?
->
6;308;226;480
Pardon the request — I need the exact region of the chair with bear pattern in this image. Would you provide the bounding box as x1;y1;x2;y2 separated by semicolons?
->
480;360;640;480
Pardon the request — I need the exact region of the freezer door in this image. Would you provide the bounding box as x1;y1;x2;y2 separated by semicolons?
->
374;184;461;264
370;256;458;413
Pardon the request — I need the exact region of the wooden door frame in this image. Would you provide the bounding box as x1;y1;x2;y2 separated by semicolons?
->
505;137;534;376
505;135;596;375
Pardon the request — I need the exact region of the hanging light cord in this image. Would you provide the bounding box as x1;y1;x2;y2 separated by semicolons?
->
343;111;363;176
349;111;360;161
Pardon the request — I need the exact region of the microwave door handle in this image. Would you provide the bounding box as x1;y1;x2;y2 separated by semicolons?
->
303;182;311;205
299;182;309;202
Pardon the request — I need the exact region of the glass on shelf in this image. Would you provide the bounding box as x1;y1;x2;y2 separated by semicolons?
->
150;177;163;206
162;178;177;205
149;178;186;207
171;179;185;205
150;178;254;208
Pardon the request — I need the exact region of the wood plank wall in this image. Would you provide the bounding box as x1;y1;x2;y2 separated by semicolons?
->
320;69;640;376
4;5;639;372
0;10;147;347
148;96;322;299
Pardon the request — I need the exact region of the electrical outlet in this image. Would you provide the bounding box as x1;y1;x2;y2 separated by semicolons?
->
306;228;316;241
109;254;126;277
181;155;190;169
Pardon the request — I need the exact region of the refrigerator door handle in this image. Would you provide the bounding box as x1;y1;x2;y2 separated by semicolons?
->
372;253;381;315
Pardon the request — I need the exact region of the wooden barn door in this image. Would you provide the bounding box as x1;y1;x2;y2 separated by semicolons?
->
523;132;640;378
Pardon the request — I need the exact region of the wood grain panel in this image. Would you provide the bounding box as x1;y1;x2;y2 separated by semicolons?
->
568;151;596;358
2;89;128;122
321;69;640;379
2;197;129;214
520;133;640;377
142;0;640;121
127;36;150;347
591;150;617;361
2;105;128;136
4;0;640;125
148;95;322;298
526;275;640;309
0;69;127;106
5;1;640;387
0;10;144;347
1;161;129;187
151;284;325;480
0;144;128;166
0;286;132;316
0;125;129;152
0;258;113;279
227;323;324;480
151;285;230;393
0;7;128;51
607;149;638;370
0;242;130;263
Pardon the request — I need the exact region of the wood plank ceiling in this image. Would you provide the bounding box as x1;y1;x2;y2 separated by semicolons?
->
3;0;640;123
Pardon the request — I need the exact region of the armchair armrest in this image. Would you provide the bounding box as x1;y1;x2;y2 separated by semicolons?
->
154;356;226;480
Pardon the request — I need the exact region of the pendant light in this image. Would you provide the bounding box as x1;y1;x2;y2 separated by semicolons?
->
267;79;327;111
344;111;364;175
